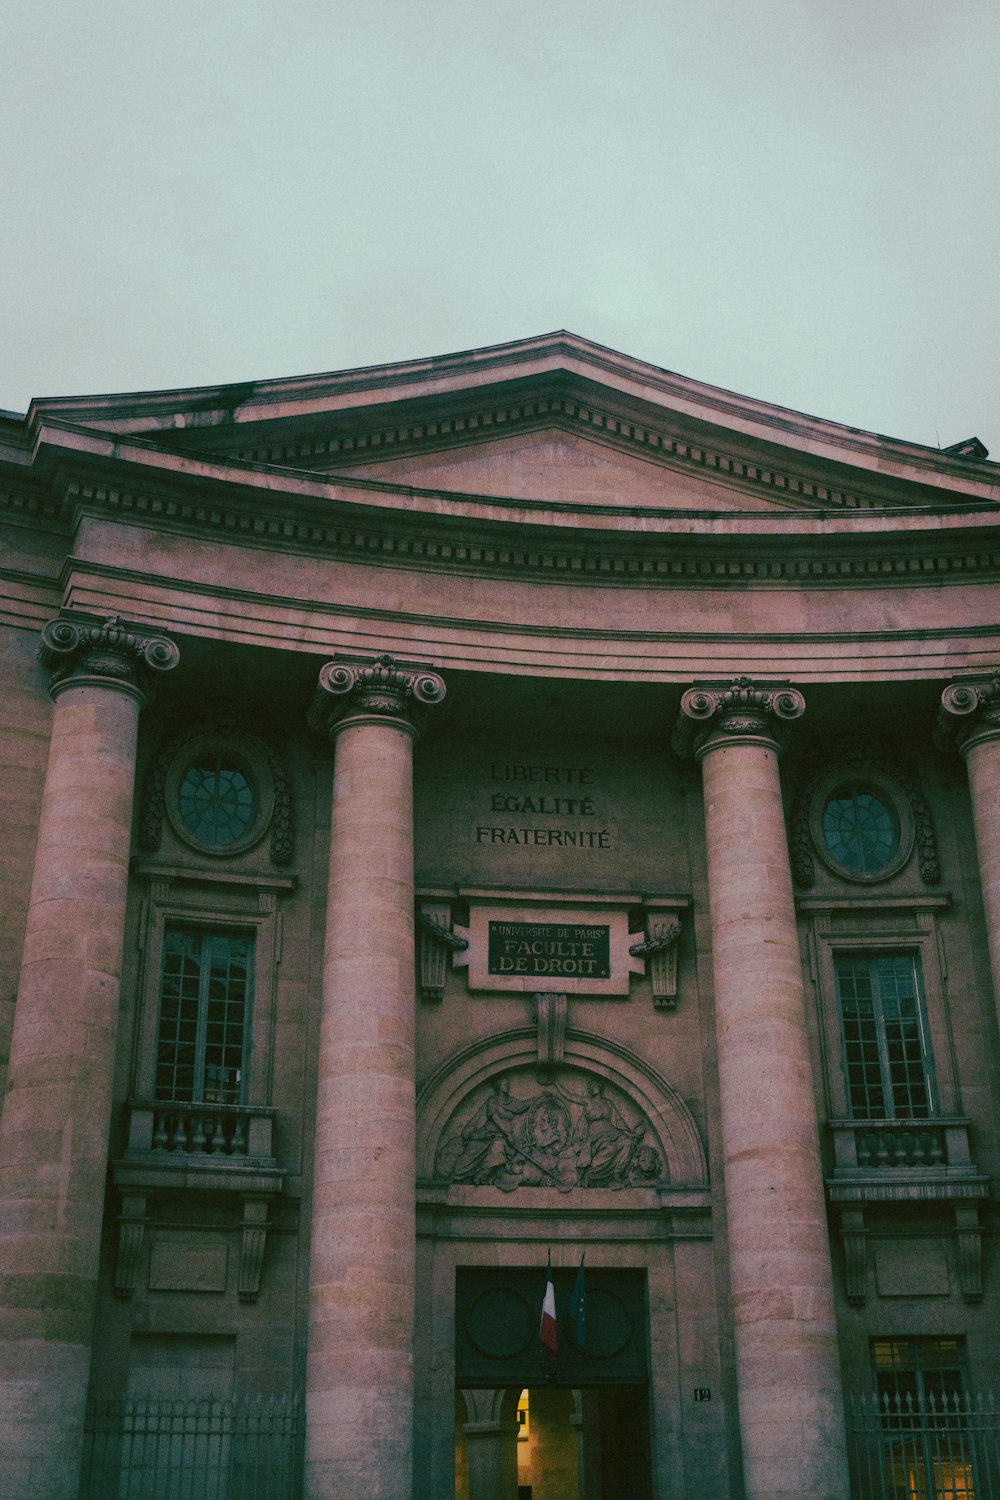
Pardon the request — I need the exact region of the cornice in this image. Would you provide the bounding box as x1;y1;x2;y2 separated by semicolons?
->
4;421;1000;586
0;484;69;530
17;409;1000;531
57;479;1000;587
24;332;998;498
57;560;1000;654
223;391;991;513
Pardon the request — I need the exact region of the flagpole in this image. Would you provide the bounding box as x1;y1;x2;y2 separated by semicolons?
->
570;1253;586;1354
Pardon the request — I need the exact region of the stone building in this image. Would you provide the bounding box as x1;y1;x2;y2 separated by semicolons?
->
1;332;999;1500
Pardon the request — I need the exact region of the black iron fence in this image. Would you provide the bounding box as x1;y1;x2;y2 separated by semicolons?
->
80;1393;303;1500
847;1390;1000;1499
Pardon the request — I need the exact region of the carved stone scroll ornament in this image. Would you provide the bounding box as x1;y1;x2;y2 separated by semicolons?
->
435;1073;663;1193
238;1197;271;1303
308;652;446;741
936;672;1000;754
417;904;469;1002
672;675;806;759
839;1209;868;1308
629;919;682;1008
534;992;567;1065
114;1195;148;1299
39;613;179;704
954;1205;984;1304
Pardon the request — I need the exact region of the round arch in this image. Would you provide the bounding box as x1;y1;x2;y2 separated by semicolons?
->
416;1026;708;1187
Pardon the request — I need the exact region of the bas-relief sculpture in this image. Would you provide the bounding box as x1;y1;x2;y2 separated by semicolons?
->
435;1072;663;1192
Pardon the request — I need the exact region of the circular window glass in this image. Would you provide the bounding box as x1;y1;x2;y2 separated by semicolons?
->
177;756;257;848
163;735;275;858
821;782;901;877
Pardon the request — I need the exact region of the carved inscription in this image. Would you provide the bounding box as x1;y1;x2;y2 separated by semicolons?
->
476;762;613;849
488;922;611;979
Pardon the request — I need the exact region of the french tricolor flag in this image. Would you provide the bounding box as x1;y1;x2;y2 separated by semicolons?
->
540;1252;558;1356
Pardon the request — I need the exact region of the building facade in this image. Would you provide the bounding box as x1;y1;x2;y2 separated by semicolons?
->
1;333;999;1500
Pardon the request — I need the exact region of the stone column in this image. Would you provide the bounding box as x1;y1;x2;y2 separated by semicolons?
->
306;653;446;1500
939;673;1000;1023
570;1389;602;1500
461;1388;519;1500
0;614;179;1500
674;677;848;1500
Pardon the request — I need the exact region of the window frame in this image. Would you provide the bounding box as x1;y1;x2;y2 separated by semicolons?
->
154;924;255;1106
809;766;915;885
131;865;291;1107
868;1336;976;1500
834;950;937;1121
164;734;275;858
800;896;959;1122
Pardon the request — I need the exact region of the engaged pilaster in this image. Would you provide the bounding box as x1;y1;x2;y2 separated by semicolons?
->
938;672;1000;1026
674;677;849;1500
0;614;179;1500
306;653;445;1500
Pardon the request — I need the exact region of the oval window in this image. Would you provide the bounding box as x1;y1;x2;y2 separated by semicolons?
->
820;781;903;879
165;737;274;857
177;755;257;849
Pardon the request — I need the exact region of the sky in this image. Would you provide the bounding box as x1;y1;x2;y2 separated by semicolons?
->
2;1;998;452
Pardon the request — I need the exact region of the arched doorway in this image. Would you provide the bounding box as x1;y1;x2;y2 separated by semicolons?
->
456;1385;653;1500
454;1268;653;1500
414;1035;714;1499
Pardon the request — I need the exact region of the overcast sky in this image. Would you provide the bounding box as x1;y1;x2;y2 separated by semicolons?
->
2;1;998;452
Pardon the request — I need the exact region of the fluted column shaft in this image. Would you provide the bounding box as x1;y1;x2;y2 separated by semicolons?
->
940;675;1000;1028
306;654;445;1500
0;615;178;1500
676;678;848;1500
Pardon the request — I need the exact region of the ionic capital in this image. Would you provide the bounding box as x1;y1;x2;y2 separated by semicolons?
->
672;674;806;759
936;672;1000;755
308;652;446;741
38;613;180;705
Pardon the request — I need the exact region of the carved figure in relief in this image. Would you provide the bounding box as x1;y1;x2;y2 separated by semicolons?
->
500;1094;578;1192
573;1080;644;1188
435;1073;662;1192
448;1078;531;1184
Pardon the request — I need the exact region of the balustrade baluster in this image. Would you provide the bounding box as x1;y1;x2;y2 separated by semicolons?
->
169;1115;187;1151
152;1112;168;1150
210;1117;227;1154
191;1114;208;1151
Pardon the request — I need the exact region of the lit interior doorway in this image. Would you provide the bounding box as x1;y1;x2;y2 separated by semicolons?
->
455;1384;652;1500
454;1267;653;1500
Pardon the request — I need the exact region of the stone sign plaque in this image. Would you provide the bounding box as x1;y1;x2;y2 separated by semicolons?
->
453;903;645;995
487;920;611;980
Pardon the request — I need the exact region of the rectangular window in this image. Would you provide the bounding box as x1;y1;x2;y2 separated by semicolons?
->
870;1338;975;1500
872;1337;968;1407
154;927;252;1105
836;953;934;1119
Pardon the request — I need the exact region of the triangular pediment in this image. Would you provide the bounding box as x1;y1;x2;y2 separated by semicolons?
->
320;426;793;511
22;331;997;514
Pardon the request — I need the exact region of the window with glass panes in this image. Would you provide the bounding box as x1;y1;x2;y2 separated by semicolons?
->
871;1338;974;1500
154;926;252;1104
835;953;934;1119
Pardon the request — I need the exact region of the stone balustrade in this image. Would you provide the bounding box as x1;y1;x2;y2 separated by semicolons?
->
827;1117;986;1209
124;1100;278;1162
